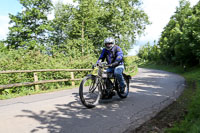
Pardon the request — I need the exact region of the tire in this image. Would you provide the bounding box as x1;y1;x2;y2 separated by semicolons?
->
79;75;101;108
116;74;129;98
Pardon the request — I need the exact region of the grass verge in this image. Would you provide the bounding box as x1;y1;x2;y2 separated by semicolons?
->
0;84;80;100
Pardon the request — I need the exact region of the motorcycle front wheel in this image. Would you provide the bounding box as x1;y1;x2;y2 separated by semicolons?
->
79;75;101;108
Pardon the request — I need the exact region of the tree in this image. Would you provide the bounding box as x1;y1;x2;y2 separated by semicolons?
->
100;0;150;53
50;0;102;57
141;0;200;66
50;0;150;56
188;1;200;64
6;0;53;50
158;0;194;65
0;41;7;52
138;42;151;61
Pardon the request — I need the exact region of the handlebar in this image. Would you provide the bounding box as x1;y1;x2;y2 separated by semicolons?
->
92;62;108;69
98;62;107;67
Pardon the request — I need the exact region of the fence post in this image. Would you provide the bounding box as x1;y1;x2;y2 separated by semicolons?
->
70;72;75;86
33;72;39;90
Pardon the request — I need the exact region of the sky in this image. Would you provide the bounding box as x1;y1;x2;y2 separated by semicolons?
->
0;0;199;55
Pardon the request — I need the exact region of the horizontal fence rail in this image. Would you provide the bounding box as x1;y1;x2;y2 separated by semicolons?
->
0;69;92;90
0;69;92;74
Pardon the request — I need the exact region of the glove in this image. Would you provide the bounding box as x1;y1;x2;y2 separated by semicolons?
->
106;64;113;67
96;59;102;64
106;62;119;68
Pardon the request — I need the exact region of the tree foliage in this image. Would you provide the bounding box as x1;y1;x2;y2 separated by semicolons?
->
49;0;150;56
50;0;101;57
138;0;200;66
2;0;149;57
6;0;53;50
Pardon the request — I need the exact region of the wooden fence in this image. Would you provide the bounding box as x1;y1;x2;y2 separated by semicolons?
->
0;69;92;90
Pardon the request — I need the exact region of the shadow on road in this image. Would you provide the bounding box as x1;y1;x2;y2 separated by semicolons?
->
15;91;129;133
15;71;177;133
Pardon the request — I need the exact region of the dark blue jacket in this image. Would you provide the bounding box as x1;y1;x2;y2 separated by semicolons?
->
98;45;124;66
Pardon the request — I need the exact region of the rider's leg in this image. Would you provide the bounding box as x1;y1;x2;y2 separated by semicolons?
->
106;67;114;73
106;67;114;90
114;65;125;90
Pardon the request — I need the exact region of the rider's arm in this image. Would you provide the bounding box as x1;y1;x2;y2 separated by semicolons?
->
97;48;106;63
109;46;123;67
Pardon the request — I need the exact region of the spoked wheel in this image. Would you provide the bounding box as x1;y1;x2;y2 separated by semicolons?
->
116;74;129;98
79;75;101;108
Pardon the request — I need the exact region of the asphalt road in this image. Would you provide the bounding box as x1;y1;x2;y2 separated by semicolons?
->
0;68;185;133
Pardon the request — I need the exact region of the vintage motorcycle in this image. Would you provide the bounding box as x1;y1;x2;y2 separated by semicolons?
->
79;62;131;108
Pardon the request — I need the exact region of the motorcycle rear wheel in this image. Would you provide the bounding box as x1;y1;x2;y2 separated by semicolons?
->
116;74;129;98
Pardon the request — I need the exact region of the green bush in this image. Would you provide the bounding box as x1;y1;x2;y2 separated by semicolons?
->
0;49;97;96
124;56;139;76
0;49;137;98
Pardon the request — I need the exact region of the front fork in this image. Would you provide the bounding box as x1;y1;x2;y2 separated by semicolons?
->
89;75;99;93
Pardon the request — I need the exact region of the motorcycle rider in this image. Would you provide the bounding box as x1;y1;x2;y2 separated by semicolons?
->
97;37;126;93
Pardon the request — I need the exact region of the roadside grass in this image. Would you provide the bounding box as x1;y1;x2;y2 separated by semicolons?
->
0;84;80;100
139;62;200;133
